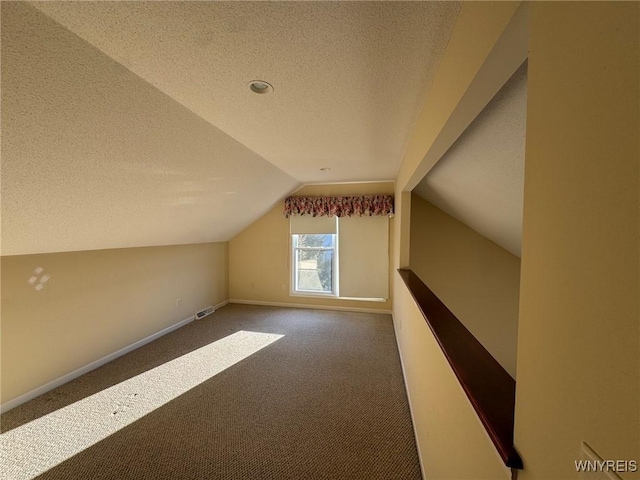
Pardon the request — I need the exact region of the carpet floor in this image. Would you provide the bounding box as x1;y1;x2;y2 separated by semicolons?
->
1;304;422;479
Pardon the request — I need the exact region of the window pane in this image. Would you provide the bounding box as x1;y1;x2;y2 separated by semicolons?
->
297;234;334;248
296;249;333;292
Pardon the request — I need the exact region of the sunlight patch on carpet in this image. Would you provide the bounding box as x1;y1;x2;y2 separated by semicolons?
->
0;330;284;480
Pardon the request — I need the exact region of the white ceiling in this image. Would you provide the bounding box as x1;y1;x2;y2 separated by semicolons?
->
31;1;461;184
1;1;461;255
413;62;527;257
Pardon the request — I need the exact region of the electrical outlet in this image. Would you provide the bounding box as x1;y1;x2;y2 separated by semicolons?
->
176;298;182;308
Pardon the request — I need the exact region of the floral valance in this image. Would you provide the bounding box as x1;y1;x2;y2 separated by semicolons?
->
283;195;394;218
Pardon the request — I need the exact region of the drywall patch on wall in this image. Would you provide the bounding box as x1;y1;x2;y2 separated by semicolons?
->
1;242;229;404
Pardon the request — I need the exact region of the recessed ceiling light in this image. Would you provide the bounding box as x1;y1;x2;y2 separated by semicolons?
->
248;80;273;94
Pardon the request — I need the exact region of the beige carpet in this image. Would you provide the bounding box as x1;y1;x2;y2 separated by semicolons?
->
1;304;422;479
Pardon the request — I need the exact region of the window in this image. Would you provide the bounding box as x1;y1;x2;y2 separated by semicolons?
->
292;234;336;295
289;214;389;300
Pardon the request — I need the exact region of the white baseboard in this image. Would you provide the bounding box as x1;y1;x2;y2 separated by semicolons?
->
0;302;226;414
0;298;369;413
391;311;427;480
212;299;230;311
2;299;232;413
229;299;392;315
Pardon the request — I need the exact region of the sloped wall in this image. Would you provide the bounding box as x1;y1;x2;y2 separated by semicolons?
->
1;2;298;256
410;194;520;378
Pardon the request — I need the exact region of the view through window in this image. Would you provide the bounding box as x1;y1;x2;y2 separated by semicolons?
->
292;234;336;295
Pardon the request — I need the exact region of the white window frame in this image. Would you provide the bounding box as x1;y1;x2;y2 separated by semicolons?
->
291;233;338;297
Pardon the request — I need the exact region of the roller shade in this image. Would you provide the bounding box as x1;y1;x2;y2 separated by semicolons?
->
338;216;389;299
290;215;337;234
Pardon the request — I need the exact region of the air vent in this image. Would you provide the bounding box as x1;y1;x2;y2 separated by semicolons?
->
195;306;215;320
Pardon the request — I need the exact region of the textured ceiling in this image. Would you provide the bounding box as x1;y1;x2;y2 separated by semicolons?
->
1;2;298;255
413;62;527;257
1;1;460;255
31;1;461;183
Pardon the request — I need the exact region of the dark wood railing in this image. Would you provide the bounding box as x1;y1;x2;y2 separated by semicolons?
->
398;268;523;470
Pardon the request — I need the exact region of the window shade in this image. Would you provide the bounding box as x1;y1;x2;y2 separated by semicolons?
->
338;216;389;299
290;215;337;234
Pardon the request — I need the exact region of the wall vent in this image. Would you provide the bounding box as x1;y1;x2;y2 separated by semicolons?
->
195;306;215;320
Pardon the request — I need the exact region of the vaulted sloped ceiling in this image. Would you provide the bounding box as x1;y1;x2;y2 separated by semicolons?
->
413;62;527;257
1;1;461;255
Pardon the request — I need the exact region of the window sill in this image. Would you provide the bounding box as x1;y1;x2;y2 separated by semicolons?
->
290;292;387;303
337;296;387;303
290;291;337;299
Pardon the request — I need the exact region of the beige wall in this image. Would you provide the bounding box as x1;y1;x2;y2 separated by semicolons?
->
391;2;523;478
394;1;639;479
410;194;520;378
1;243;228;405
229;182;393;312
515;3;639;479
394;279;510;479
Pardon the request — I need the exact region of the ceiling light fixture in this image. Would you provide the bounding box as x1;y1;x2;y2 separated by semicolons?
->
248;80;273;94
